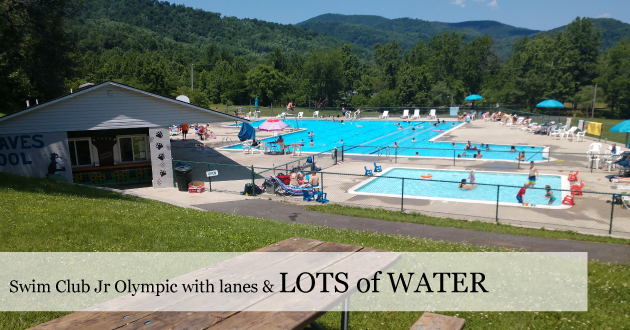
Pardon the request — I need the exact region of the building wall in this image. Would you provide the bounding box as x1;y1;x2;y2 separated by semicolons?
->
0;131;73;182
0;84;240;135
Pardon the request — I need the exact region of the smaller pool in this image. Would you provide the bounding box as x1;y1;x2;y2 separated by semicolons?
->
349;168;570;208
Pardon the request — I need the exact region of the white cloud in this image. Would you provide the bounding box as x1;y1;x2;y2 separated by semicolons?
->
452;0;466;7
599;13;612;18
487;0;498;9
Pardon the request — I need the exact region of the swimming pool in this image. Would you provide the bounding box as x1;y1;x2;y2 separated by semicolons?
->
224;119;548;161
349;168;569;208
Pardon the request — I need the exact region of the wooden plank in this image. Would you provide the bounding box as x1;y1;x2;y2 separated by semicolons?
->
116;312;220;330
30;238;368;330
254;237;324;252
409;312;466;330
27;311;153;330
209;311;324;330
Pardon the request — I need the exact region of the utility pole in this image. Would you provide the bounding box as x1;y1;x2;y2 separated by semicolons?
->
191;64;194;90
591;83;597;119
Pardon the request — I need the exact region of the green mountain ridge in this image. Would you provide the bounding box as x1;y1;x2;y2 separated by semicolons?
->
298;14;630;58
79;0;372;59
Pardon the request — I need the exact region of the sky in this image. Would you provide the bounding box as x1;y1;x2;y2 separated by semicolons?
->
172;0;628;31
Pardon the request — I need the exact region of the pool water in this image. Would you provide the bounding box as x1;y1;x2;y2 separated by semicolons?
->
225;119;547;161
351;168;566;206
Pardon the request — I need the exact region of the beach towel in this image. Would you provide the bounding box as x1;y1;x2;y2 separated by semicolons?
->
565;118;571;128
587;122;602;136
578;120;584;130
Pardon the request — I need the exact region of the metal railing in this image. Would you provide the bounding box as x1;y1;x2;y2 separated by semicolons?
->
169;160;630;239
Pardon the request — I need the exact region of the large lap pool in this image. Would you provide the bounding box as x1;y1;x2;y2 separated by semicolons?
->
224;119;548;161
349;168;569;208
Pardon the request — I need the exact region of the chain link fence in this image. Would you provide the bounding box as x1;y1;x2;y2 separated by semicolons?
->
168;160;630;239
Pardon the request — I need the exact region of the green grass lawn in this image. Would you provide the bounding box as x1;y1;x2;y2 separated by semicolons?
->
305;204;630;246
1;172;629;329
572;117;628;145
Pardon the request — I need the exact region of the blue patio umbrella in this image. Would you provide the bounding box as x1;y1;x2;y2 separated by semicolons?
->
237;122;256;142
536;100;564;108
255;97;258;107
610;119;630;147
537;99;564;124
464;94;483;110
464;94;484;101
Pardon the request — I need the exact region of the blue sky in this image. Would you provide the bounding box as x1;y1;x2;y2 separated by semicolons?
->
173;0;628;31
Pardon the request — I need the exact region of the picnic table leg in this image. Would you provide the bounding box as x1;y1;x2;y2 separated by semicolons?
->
341;297;350;330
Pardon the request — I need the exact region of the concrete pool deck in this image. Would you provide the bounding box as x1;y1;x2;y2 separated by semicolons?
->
161;117;629;239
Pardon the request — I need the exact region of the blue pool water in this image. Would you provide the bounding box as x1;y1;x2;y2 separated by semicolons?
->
226;120;547;161
352;168;565;206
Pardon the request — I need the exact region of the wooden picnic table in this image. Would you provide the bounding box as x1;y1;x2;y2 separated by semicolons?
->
30;237;398;330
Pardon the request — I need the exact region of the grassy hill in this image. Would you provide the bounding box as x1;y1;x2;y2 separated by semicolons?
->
1;173;630;329
298;14;630;58
78;0;372;60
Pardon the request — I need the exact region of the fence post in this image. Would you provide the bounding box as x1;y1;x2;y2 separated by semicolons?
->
341;145;344;162
590;155;594;173
401;178;405;212
453;149;456;166
395;147;398;164
251;165;256;197
321;172;324;195
609;194;615;235
495;185;500;222
518;159;520;170
207;164;212;192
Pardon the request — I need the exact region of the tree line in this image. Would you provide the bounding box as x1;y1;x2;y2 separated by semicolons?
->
2;0;630;119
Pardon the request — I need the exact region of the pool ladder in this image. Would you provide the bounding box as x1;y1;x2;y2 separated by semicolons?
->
378;147;390;157
222;137;233;146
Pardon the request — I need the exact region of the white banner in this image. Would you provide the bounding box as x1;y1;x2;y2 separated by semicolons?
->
149;127;173;188
0;252;587;312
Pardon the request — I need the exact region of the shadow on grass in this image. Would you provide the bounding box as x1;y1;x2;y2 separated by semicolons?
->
0;172;152;204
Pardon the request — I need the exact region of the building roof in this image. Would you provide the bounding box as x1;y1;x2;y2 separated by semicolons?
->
0;81;250;134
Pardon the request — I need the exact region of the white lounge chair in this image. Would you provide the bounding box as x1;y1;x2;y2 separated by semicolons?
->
521;122;538;132
313;111;319;118
562;127;578;140
587;150;601;169
400;109;409;119
250;142;263;154
575;130;586;142
589;142;602;152
550;125;566;139
410;109;421;119
297;112;303;118
510;117;524;129
276;112;286;118
427;109;437;120
242;141;252;154
379;111;389;119
291;144;302;157
603;150;616;172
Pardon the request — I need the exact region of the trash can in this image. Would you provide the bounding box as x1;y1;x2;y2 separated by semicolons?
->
173;165;192;192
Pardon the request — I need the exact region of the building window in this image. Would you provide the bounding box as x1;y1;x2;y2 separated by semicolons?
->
118;136;148;162
68;139;93;166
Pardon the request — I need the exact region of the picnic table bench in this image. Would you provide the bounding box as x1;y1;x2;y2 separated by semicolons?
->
30;237;398;330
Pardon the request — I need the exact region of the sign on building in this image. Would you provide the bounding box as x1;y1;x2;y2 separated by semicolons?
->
0;132;72;183
149;127;174;188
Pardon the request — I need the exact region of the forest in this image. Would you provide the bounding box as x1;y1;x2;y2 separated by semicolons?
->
2;0;630;119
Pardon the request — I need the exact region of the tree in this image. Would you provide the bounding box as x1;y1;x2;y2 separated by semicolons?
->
267;48;288;73
459;35;499;94
302;49;343;105
564;17;601;91
374;41;401;90
0;0;80;112
340;44;360;92
247;65;287;106
395;64;432;105
599;38;630;118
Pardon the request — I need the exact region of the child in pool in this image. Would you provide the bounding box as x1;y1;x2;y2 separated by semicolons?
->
544;185;556;205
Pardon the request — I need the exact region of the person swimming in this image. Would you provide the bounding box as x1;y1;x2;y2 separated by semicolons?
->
544;185;556;205
459;179;472;189
411;138;416;142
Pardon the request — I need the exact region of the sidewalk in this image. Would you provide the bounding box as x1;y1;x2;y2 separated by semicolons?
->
104;186;630;264
194;199;630;264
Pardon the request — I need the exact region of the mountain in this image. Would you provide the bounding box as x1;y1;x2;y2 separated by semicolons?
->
298;14;630;58
298;14;539;55
78;0;372;59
